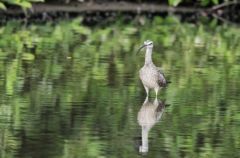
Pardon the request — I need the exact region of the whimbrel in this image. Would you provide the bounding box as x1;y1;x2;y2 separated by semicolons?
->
137;40;167;97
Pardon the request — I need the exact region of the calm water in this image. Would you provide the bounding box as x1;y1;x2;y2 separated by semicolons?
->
0;18;240;158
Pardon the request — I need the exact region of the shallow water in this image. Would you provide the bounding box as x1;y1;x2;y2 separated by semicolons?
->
0;18;240;158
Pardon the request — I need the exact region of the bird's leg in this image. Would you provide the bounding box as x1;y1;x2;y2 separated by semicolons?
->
154;87;159;97
153;97;158;106
144;86;149;97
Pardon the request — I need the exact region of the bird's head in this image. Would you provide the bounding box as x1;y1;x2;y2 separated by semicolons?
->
137;40;153;54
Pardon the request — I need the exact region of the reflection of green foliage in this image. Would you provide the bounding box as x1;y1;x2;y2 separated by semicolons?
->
0;16;240;158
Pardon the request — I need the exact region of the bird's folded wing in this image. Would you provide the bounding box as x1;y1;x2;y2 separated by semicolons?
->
157;67;167;87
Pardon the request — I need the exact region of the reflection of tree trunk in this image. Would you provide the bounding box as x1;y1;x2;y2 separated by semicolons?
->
107;53;117;87
0;130;5;158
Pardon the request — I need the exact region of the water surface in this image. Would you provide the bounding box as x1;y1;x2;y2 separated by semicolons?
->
0;17;240;158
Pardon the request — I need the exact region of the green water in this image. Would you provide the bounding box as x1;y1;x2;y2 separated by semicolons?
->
0;17;240;158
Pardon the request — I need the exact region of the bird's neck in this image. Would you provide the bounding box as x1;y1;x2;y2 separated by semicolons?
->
145;47;153;65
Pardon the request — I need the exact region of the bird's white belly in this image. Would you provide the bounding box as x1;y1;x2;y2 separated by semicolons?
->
139;69;159;89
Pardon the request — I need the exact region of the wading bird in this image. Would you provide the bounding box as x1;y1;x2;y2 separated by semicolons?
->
137;40;167;97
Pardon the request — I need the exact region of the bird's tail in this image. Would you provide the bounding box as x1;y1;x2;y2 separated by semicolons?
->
167;80;172;84
162;80;171;87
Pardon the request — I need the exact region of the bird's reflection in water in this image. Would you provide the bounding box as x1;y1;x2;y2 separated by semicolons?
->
137;97;165;153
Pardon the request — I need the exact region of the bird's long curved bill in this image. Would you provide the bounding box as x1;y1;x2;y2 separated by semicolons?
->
136;44;146;54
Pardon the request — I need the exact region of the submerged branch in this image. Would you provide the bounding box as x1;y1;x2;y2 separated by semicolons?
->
1;2;206;15
211;0;240;11
1;1;239;25
212;13;240;26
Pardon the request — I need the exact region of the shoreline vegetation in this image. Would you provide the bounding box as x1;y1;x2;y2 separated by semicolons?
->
0;1;240;24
